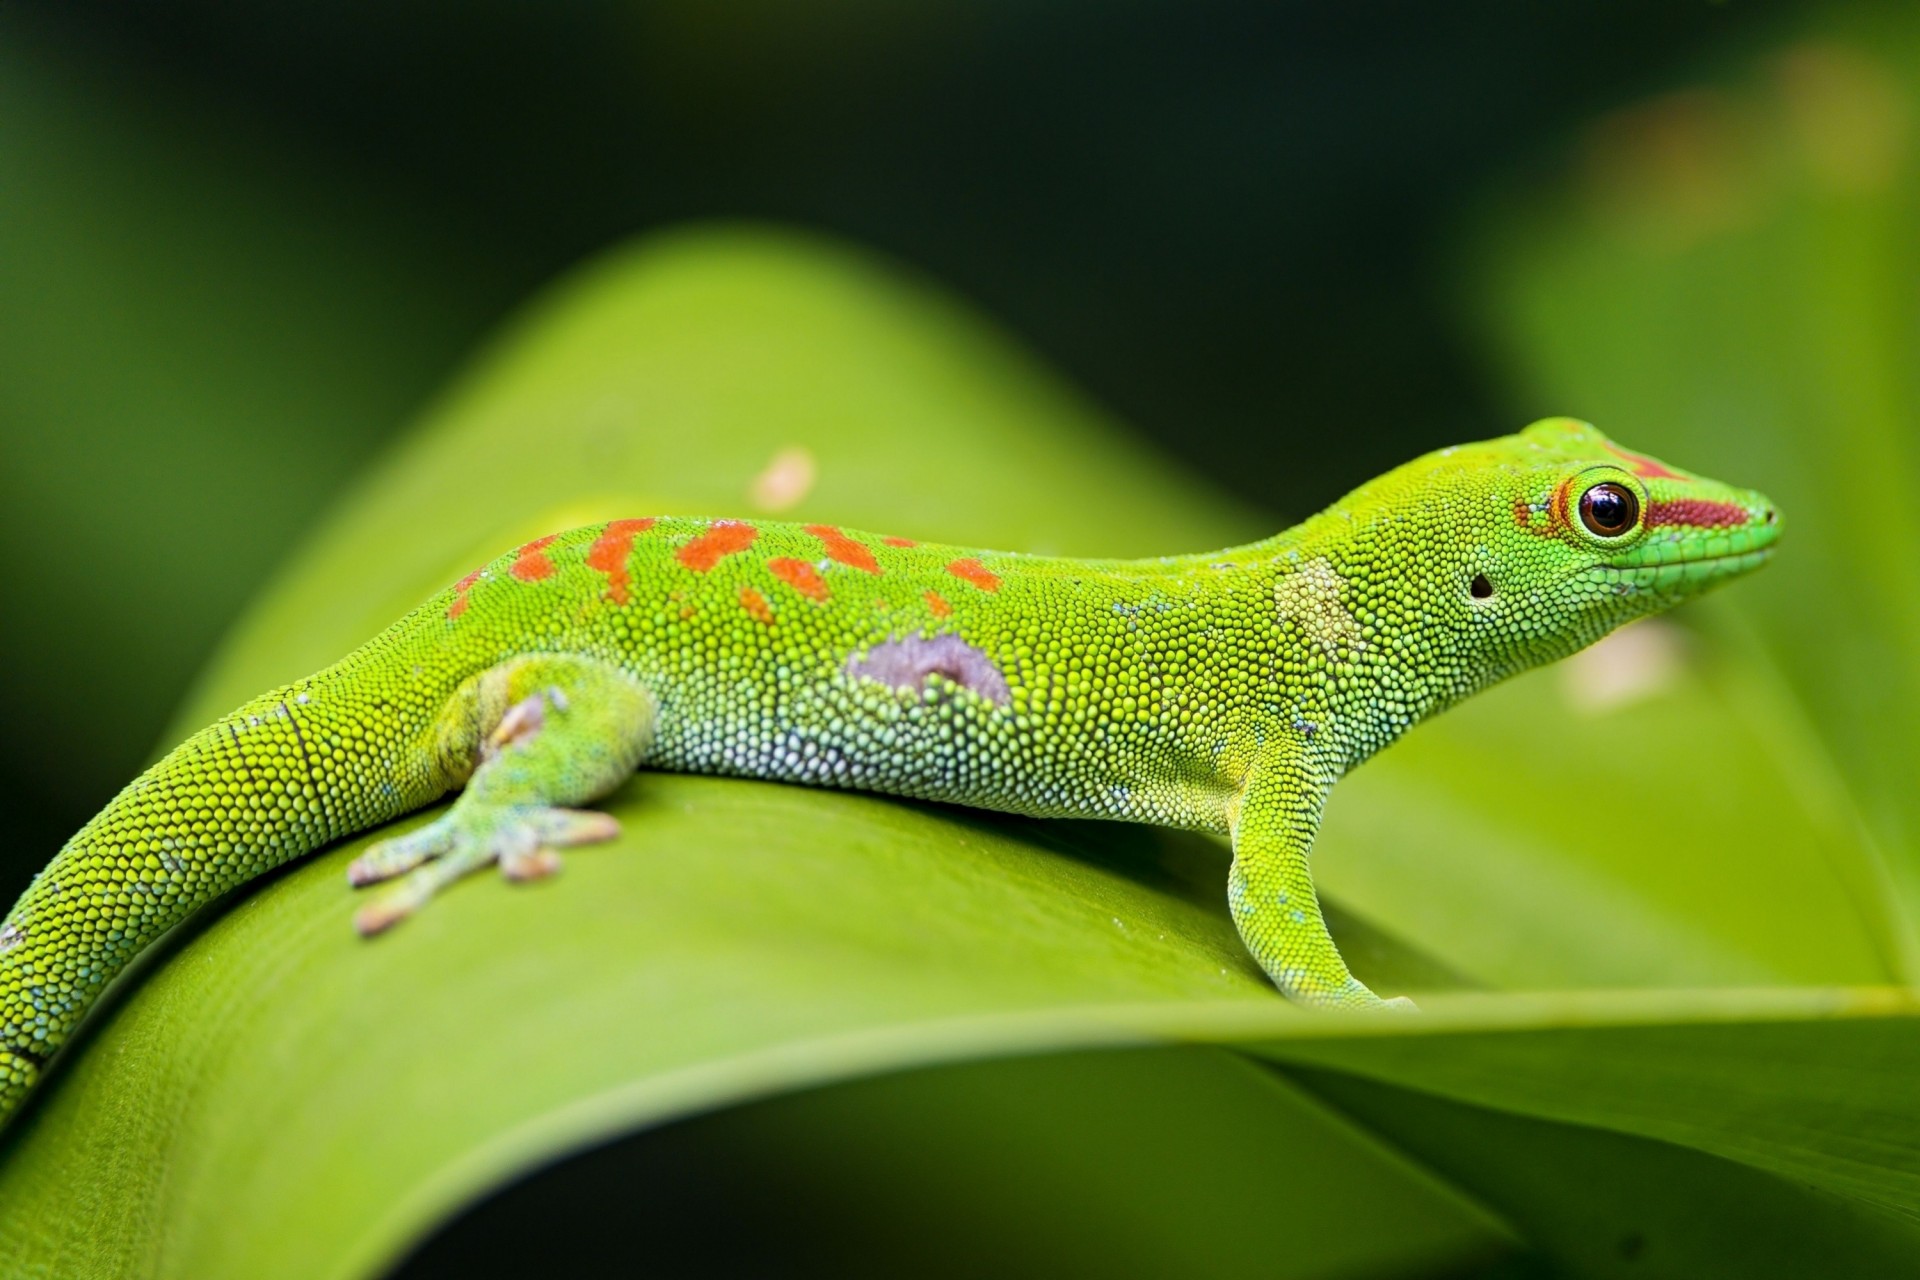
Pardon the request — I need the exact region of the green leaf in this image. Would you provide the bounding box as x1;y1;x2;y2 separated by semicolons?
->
6;216;1920;1278
1288;1059;1920;1278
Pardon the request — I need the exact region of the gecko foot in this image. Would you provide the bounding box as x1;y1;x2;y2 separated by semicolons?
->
348;806;620;936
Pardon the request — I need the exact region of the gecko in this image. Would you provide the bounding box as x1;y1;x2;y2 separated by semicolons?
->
0;417;1778;1122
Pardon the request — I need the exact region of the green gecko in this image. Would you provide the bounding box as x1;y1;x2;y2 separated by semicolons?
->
0;417;1778;1122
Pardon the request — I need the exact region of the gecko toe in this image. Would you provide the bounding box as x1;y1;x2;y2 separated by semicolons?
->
347;818;457;887
349;804;618;932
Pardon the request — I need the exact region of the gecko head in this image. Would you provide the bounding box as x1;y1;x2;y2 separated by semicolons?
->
1432;416;1779;670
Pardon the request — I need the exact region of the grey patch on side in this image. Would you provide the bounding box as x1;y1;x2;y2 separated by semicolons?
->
847;633;1012;706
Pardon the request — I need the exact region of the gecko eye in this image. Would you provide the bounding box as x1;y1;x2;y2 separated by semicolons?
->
1579;482;1640;537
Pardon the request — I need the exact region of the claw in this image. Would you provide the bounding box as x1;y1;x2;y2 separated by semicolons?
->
500;848;563;881
530;809;621;846
353;895;415;937
485;694;547;757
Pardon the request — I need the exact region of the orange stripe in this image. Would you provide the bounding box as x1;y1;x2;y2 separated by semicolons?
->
768;557;831;601
882;535;917;548
1605;441;1684;481
804;524;880;575
924;589;953;618
586;518;656;605
510;535;558;582
677;520;758;572
447;569;483;620
739;585;775;624
946;557;1001;593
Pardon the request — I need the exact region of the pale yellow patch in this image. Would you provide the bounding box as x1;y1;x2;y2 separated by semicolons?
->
1559;617;1686;714
748;445;817;512
1274;558;1362;655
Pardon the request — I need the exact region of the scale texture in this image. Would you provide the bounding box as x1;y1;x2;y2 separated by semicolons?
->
0;418;1778;1121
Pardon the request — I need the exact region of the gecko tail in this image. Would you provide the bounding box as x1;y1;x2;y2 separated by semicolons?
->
0;678;435;1126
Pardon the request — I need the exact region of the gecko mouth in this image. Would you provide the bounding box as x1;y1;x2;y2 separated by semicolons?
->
1583;544;1775;589
1601;543;1777;568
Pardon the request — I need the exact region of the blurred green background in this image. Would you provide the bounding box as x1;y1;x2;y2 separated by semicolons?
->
8;1;1920;1276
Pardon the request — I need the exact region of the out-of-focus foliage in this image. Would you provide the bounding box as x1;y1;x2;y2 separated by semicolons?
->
0;6;515;861
5;227;1920;1279
1468;3;1920;973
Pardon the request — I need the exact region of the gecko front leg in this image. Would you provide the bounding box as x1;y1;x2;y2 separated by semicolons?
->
1228;750;1413;1011
349;653;658;935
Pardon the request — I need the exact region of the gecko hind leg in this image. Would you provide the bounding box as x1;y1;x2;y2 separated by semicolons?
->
349;653;657;936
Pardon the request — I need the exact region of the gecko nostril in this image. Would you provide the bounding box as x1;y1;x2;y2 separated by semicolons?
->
1764;508;1777;525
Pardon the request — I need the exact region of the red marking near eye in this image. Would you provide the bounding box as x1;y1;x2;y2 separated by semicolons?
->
882;536;917;548
1647;498;1748;528
946;557;1001;593
769;557;831;601
510;535;559;582
804;524;880;574
739;585;775;625
1551;479;1574;533
586;518;656;605
677;520;758;572
924;589;953;618
1605;442;1684;480
447;569;483;620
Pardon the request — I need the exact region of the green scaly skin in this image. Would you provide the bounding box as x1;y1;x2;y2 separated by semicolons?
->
0;418;1779;1121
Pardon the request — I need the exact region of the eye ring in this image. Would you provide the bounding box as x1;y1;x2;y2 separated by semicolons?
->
1578;482;1640;538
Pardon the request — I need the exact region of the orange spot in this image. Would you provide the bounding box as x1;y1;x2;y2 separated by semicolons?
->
1605;441;1684;481
924;589;953;618
510;535;559;582
769;557;831;601
677;520;758;572
804;524;880;575
586;517;656;605
739;585;775;625
1513;496;1561;538
678;604;697;621
946;557;1001;593
447;569;483;620
882;535;917;548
